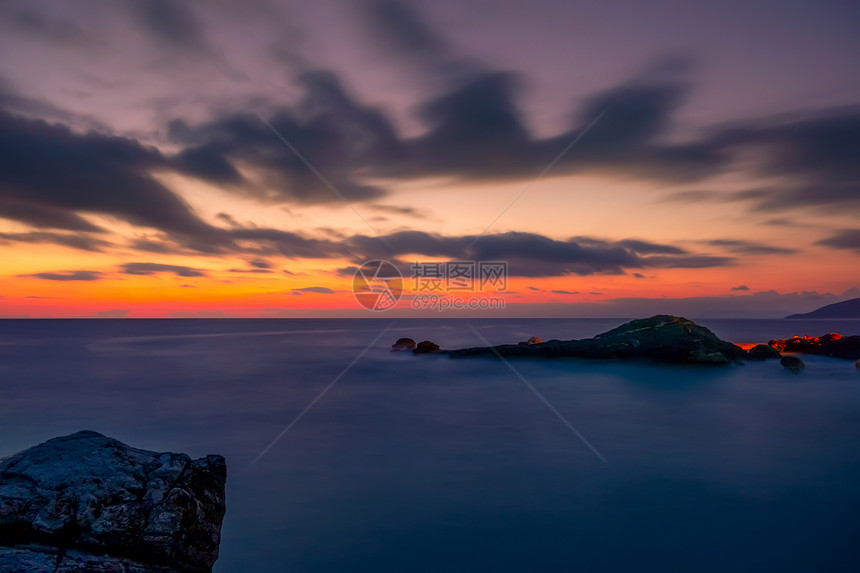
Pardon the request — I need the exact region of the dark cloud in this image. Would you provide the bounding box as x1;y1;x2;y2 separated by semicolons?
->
249;259;271;269
228;268;273;274
120;262;207;277
292;286;335;294
0;198;104;232
341;230;733;277
367;204;427;218
632;273;646;279
131;0;210;53
0;231;112;252
355;0;471;77
816;229;860;254
22;270;102;281
615;239;686;255
0;108;224;247
0;5;94;46
163;61;723;208
661;107;860;212
167;71;398;204
551;290;579;295
731;285;749;291
706;239;797;256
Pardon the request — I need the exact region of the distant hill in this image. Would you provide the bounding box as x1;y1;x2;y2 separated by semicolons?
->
786;297;860;319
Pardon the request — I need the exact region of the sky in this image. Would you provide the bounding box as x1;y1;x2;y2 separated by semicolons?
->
0;0;858;318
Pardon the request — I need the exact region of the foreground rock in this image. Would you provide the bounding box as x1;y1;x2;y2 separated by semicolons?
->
768;333;860;360
413;340;441;354
747;343;782;360
449;315;748;365
391;337;417;351
780;355;805;373
0;431;226;573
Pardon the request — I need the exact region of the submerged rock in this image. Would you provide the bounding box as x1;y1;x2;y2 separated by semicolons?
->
748;343;782;360
450;315;748;365
780;355;805;373
768;333;860;360
413;340;441;355
0;431;226;572
391;337;417;351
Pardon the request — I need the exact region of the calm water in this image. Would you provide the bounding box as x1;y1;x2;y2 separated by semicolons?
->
1;318;859;572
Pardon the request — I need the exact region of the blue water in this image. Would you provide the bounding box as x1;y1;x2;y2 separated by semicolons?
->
1;318;859;572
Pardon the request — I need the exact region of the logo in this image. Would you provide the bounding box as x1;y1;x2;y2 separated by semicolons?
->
352;260;404;311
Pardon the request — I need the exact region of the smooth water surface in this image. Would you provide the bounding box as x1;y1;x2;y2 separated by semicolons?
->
1;318;859;572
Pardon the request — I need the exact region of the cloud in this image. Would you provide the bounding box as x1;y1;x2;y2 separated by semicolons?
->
3;55;857;247
0;108;224;246
292;286;336;294
731;285;749;291
354;0;471;77
705;239;797;256
22;270;102;281
551;290;579;295
228;268;273;274
632;273;646;279
340;230;734;277
816;229;860;253
249;258;271;269
367;204;427;218
661;108;860;213
0;199;105;232
90;309;130;318
130;0;210;53
0;5;94;47
0;231;113;252
120;262;207;277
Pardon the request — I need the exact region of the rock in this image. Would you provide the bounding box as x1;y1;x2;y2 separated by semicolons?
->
856;358;860;369
518;336;543;345
450;315;748;365
768;333;860;360
780;355;805;373
0;431;226;573
748;343;782;360
391;337;417;351
413;340;441;355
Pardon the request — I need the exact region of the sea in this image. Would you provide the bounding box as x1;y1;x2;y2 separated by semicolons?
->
1;318;859;572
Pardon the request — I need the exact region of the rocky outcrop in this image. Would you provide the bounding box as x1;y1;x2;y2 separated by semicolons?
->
767;333;860;360
780;355;805;373
747;343;782;360
413;340;441;355
449;315;748;365
391;337;417;351
518;336;543;346
0;431;226;573
785;297;860;319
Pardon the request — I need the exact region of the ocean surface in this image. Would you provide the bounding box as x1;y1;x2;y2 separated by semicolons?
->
1;318;859;572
